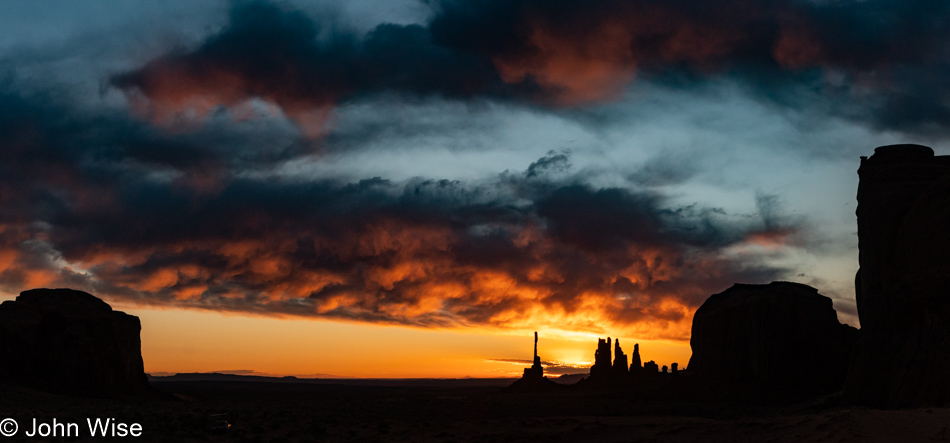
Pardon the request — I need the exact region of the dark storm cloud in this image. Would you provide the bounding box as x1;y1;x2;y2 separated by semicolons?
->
0;75;311;199
109;1;516;136
525;151;570;178
112;0;950;135
0;86;799;337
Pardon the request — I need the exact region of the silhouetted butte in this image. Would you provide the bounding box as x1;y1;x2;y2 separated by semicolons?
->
0;288;152;396
845;144;950;407
688;282;857;401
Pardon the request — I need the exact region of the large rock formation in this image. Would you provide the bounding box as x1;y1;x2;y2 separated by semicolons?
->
643;360;659;374
589;337;613;378
0;288;152;396
629;343;642;372
845;144;950;407
612;339;628;375
522;331;543;380
688;282;857;399
582;338;657;386
510;331;560;391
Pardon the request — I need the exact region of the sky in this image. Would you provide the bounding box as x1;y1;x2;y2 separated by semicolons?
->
1;0;948;378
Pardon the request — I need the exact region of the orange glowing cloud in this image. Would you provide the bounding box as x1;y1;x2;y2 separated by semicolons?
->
0;225;61;291
493;18;637;105
490;4;755;105
48;211;770;341
0;139;799;344
744;228;798;250
118;56;337;137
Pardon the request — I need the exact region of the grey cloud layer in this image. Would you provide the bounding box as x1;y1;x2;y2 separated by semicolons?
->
0;82;798;336
106;0;950;135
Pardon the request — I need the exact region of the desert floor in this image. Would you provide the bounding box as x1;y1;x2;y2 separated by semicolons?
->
1;380;948;442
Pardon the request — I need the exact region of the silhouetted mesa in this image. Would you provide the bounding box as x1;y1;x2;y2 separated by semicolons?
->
688;282;858;400
845;144;950;408
0;288;152;396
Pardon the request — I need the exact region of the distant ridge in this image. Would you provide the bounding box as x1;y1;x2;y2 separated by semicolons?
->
149;373;516;388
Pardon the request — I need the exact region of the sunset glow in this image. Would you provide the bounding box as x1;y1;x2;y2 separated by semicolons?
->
128;305;693;378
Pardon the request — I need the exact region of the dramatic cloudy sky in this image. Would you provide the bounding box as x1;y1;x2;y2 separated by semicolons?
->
1;0;947;376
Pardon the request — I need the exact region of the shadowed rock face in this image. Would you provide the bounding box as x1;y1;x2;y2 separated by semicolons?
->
0;288;151;396
689;282;857;399
845;145;950;407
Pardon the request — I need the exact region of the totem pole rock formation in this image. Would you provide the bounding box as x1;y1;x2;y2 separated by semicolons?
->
612;339;629;374
689;282;857;399
629;343;642;372
510;331;559;391
0;288;152;396
590;337;613;378
522;331;544;379
580;338;670;387
844;144;950;407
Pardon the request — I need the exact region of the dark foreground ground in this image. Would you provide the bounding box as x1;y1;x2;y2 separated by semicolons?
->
1;379;949;442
